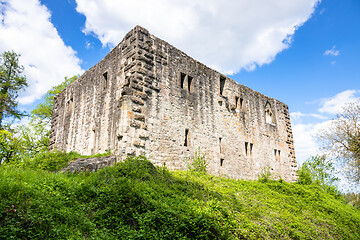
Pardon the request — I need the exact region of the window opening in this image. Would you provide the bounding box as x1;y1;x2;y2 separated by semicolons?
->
274;149;281;161
250;143;253;155
103;72;108;90
245;142;248;156
220;159;224;166
220;76;226;95
265;102;274;124
184;129;189;147
180;72;186;89
235;96;239;108
188;76;193;92
240;98;243;109
219;137;223;154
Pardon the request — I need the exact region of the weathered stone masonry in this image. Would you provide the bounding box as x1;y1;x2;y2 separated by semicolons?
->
50;26;297;181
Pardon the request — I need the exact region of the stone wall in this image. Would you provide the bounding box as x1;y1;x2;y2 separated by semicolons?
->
51;26;297;181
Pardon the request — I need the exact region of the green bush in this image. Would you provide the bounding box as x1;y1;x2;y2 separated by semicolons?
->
183;147;209;173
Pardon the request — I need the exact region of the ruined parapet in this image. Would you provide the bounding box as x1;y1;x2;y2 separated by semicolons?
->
51;25;297;181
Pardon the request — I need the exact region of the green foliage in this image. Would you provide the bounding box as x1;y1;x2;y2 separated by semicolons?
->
0;129;21;163
0;75;79;164
8;150;112;172
344;192;360;209
0;50;27;127
31;75;78;122
183;147;209;173
298;155;339;186
258;167;273;183
15;118;50;157
297;155;339;195
1;155;360;239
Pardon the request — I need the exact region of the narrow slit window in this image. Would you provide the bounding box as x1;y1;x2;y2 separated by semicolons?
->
245;142;248;156
219;137;223;154
184;129;189;147
278;150;281;157
240;98;243;109
220;159;224;166
180;72;186;89
188;76;193;92
220;76;226;95
103;72;108;90
250;143;253;155
274;149;277;157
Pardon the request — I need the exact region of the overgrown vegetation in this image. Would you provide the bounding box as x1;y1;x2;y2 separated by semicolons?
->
297;155;340;195
1;153;359;239
0;75;78;165
183;147;209;173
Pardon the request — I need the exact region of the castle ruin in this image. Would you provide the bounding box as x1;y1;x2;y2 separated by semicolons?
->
50;26;297;181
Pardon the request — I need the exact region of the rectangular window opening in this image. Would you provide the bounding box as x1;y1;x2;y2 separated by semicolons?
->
180;72;186;89
220;76;226;95
250;143;253;155
245;142;248;156
235;96;239;108
220;159;224;166
103;72;108;89
219;137;222;153
184;129;189;147
274;149;277;156
240;98;243;109
188;76;193;92
278;150;281;157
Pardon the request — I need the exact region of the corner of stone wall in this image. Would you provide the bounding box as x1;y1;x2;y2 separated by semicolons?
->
117;26;161;159
283;105;297;181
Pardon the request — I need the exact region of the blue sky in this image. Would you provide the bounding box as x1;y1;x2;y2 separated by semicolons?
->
1;0;359;189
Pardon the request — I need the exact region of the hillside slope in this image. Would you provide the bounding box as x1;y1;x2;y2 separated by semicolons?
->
1;156;360;239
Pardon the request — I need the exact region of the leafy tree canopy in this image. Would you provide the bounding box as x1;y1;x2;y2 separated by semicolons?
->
0;50;27;127
31;75;78;123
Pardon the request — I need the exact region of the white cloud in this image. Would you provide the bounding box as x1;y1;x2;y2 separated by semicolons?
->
292;119;333;164
292;89;360;164
290;111;327;122
0;0;83;105
75;0;320;74
319;90;360;114
324;45;340;56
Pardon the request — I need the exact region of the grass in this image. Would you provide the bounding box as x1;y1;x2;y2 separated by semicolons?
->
0;153;359;239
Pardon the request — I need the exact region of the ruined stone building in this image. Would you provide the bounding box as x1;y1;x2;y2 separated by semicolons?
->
50;26;297;181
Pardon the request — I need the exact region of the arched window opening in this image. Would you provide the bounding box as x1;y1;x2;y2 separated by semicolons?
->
265;102;275;124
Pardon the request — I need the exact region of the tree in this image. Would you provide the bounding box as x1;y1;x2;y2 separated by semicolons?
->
0;50;27;128
317;100;360;183
297;155;339;190
0;75;78;164
31;75;78;124
28;75;78;151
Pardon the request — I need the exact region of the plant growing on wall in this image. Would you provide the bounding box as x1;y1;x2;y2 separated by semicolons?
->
183;147;209;173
